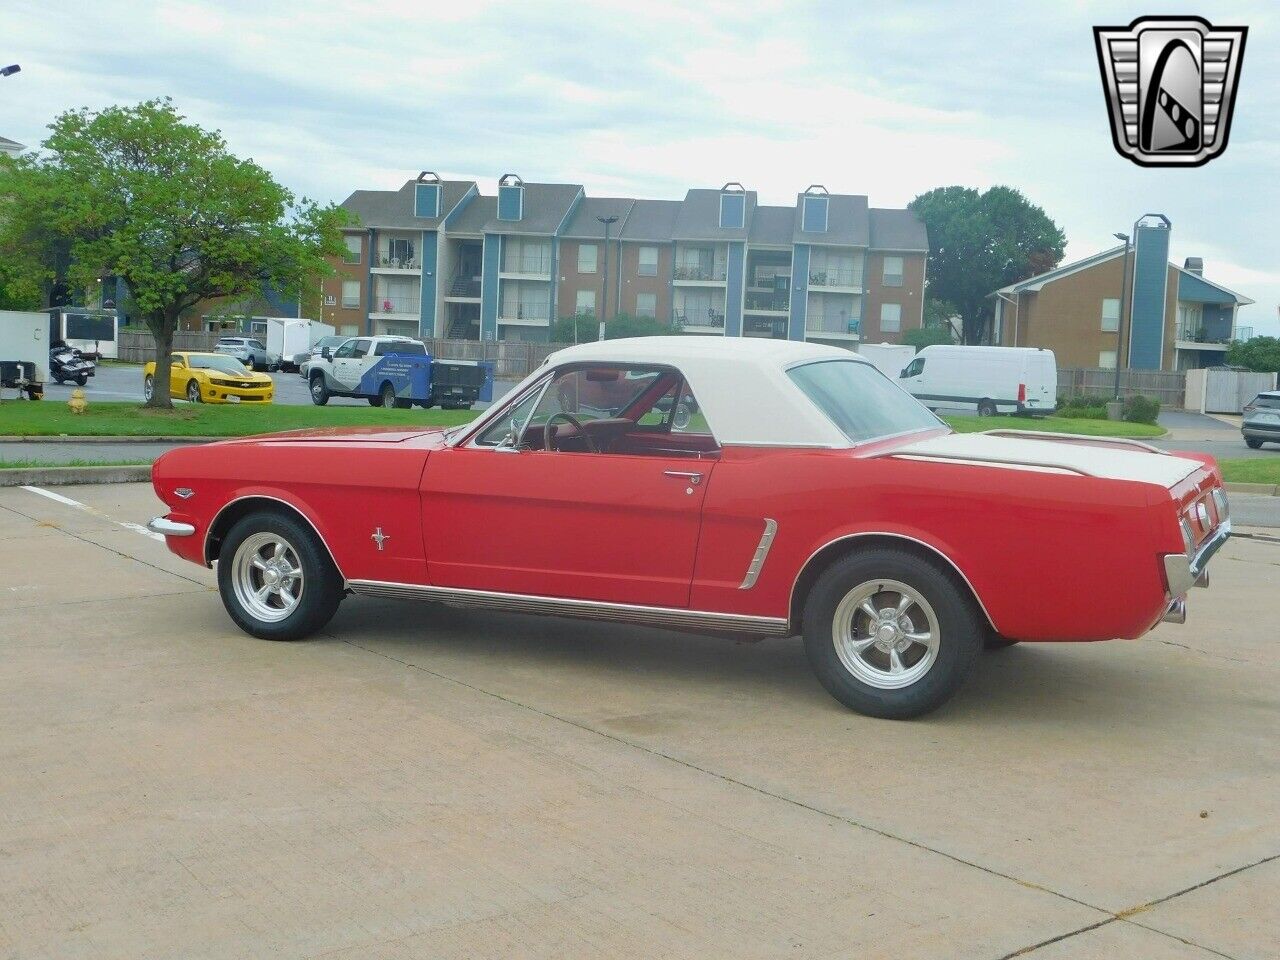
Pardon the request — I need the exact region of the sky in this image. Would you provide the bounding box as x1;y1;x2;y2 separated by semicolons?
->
4;0;1278;334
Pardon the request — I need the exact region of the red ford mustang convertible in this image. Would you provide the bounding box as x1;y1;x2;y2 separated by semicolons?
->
150;338;1229;718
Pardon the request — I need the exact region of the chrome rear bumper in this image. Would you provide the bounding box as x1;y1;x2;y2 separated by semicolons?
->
1160;520;1230;624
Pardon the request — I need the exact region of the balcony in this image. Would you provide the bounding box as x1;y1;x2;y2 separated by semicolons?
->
674;265;727;283
1175;323;1243;347
744;292;789;314
500;254;552;276
371;295;420;316
807;314;860;337
808;268;863;290
373;254;421;272
498;302;551;324
674;308;725;329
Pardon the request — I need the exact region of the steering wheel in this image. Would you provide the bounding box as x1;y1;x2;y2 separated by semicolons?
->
543;412;598;453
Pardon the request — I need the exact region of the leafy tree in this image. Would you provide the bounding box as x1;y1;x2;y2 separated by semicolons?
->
551;311;672;343
902;326;953;350
1225;335;1280;372
909;186;1066;344
0;99;346;407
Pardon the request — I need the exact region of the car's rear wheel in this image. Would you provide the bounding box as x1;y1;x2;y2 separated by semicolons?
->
309;375;330;406
367;392;384;407
977;400;997;417
217;510;342;641
802;549;982;719
186;379;202;403
1245;437;1262;449
75;374;88;386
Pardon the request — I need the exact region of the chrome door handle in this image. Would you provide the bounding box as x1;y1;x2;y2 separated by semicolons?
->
663;470;702;485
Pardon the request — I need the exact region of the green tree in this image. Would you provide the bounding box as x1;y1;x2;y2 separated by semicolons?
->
551;311;672;343
0;99;347;408
1226;335;1280;372
902;326;953;350
909;186;1066;344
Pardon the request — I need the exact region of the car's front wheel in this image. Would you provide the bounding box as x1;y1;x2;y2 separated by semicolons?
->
186;379;202;403
1245;437;1263;449
217;510;343;641
802;548;982;719
309;375;330;406
143;375;154;401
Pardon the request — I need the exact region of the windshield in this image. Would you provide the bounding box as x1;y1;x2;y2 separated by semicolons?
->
188;355;250;374
315;337;345;350
788;359;943;444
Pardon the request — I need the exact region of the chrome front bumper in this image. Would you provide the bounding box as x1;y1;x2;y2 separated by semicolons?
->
1162;519;1231;601
148;516;196;537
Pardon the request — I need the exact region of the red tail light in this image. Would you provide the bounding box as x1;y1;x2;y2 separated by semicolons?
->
1017;382;1026;403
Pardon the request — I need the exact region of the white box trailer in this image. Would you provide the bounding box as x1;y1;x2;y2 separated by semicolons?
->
0;310;51;399
268;318;337;371
897;345;1057;417
49;308;120;359
856;342;917;379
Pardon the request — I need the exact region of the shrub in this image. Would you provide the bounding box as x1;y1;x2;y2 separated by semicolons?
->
1055;394;1108;419
1121;394;1160;424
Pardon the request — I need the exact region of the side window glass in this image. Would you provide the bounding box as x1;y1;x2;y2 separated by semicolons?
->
475;382;545;447
352;340;371;358
334;341;355;359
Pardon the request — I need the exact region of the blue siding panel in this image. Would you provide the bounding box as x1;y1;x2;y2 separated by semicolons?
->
414;183;440;218
801;196;828;233
365;229;376;335
497;185;523;222
788;244;810;340
1128;225;1171;370
725;241;745;336
419;230;438;337
1177;270;1237;304
719;193;745;230
480;234;501;339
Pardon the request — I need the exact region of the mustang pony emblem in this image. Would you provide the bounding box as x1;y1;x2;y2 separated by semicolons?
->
371;527;390;551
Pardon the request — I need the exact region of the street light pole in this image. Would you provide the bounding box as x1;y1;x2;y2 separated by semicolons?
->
596;215;618;341
1112;232;1132;399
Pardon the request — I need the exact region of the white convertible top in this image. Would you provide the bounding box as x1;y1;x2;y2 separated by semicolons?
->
544;336;862;447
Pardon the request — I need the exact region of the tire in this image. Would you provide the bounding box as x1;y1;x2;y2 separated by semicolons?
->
380;382;397;409
54;377;66;385
216;510;343;641
75;375;88;387
801;548;983;719
309;375;330;406
1245;437;1262;449
143;375;154;402
186;379;202;403
977;400;997;417
367;394;384;407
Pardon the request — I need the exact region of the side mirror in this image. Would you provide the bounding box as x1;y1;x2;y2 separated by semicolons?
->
321;347;331;359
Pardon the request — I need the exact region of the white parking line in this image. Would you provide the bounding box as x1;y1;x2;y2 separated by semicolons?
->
20;485;164;541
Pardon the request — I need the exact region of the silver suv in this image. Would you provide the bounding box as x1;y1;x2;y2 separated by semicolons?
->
215;337;278;372
1242;391;1280;450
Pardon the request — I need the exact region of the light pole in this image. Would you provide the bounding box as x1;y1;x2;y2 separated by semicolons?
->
596;215;618;341
1112;231;1131;399
0;65;19;78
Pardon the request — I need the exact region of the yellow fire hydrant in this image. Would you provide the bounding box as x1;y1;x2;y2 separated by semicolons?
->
68;388;89;415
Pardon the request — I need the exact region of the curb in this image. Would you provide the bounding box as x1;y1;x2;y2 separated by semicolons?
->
0;465;151;487
1224;482;1279;497
0;436;219;444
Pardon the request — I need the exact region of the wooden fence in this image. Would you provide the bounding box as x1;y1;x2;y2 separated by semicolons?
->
118;329;225;362
1057;366;1186;408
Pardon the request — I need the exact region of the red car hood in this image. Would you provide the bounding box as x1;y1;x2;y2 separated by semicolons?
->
219;426;449;445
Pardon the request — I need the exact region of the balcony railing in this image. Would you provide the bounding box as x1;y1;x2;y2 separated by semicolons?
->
674;309;725;328
499;302;550;321
1176;323;1243;345
744;292;789;312
373;296;420;315
377;255;420;270
807;314;860;335
808;268;863;288
502;254;552;274
674;265;727;282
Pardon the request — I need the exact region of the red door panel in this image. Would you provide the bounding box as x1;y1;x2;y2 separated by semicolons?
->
420;447;712;607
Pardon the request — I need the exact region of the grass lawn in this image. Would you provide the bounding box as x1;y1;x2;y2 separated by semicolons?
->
1217;458;1280;485
0;458;150;469
942;415;1165;438
0;401;479;437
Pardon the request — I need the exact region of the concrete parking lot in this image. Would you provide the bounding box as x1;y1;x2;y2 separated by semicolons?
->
2;482;1278;959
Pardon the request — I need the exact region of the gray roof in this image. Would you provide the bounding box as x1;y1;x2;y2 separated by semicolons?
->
868;208;928;251
748;205;795;245
561;197;636;240
482;182;583;236
794;193;869;246
618;199;681;242
0;134;23;152
447;195;496;235
672;188;757;241
340;179;476;230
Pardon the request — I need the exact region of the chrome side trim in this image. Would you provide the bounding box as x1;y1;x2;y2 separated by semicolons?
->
1163;519;1231;597
982;429;1169;455
788;532;999;634
739;518;778;589
147;517;195;537
881;451;1093;477
346;580;790;636
203;494;345;578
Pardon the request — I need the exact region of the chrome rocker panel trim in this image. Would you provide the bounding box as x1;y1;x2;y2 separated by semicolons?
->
1163;519;1231;598
147;517;196;537
346;580;791;636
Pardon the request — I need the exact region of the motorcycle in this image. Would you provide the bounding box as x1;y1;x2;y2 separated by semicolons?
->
50;343;97;386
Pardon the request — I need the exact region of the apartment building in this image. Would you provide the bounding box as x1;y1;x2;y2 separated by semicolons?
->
328;175;928;346
990;216;1254;371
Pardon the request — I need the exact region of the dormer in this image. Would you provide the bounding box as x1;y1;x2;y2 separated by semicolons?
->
414;171;441;218
497;173;524;222
719;182;746;230
801;185;829;233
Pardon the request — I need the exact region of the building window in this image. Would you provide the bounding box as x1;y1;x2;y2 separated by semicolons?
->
342;235;361;264
882;256;904;287
575;290;596;316
638;246;658;277
1099;350;1117;370
1101;297;1120;332
636;293;657;318
577;243;598;274
880;302;902;333
385;237;415;267
339;324;359;337
341;280;361;309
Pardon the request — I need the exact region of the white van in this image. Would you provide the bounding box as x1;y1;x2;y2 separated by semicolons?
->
898;345;1056;417
856;342;917;379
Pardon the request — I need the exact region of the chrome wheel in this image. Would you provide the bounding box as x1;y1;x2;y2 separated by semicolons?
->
143;375;154;401
831;579;940;690
187;380;201;403
231;532;304;623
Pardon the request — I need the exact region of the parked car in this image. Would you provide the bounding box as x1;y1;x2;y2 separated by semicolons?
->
1242;391;1280;450
306;335;485;409
214;336;278;372
297;335;349;377
148;337;1228;719
144;352;274;404
899;345;1056;416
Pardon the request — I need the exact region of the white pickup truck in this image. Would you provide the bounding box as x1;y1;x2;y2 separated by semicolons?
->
306;335;485;410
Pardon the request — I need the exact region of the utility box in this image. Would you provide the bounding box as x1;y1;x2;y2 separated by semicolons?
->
0;310;50;398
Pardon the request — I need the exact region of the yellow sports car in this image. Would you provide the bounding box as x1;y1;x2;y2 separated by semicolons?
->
143;352;274;404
